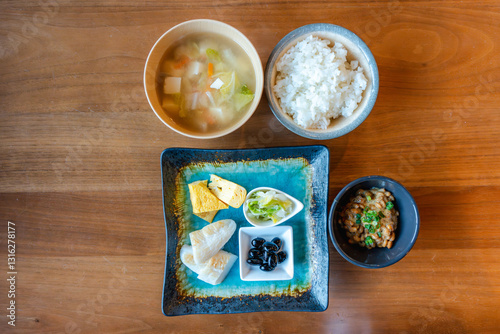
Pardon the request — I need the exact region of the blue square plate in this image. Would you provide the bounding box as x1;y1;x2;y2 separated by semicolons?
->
161;146;330;316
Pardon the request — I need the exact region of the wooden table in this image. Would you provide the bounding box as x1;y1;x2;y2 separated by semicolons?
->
1;1;499;333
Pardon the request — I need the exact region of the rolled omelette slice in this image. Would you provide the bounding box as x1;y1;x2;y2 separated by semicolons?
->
190;219;236;264
193;210;218;223
188;180;228;213
208;174;247;208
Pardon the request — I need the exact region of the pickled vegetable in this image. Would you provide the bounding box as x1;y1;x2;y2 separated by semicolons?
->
245;190;293;224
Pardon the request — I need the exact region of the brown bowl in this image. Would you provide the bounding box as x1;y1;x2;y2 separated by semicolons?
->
144;19;263;139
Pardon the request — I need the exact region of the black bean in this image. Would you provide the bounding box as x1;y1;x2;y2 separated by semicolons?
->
251;237;266;248
267;252;278;268
259;264;273;272
271;237;282;250
249;235;287;272
277;251;287;263
263;241;278;252
248;248;262;258
262;251;268;261
247;258;263;265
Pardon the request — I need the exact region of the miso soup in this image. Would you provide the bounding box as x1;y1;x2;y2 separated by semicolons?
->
156;32;256;134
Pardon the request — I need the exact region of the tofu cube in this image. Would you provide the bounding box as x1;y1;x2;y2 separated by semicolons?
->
162;97;179;114
163;77;182;94
209;107;223;119
210;78;224;90
186;61;202;78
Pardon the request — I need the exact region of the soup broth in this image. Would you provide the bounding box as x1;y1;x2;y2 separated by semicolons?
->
156;32;256;134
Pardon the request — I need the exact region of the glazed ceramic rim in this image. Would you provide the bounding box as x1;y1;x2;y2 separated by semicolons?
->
264;23;379;140
328;176;420;269
144;19;264;139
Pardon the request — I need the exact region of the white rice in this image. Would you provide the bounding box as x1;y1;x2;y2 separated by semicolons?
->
273;35;368;130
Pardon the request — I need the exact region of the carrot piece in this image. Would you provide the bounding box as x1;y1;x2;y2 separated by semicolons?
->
205;111;215;125
174;55;190;69
208;63;213;77
199;109;215;125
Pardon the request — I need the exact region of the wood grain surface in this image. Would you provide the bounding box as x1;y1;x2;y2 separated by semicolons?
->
1;0;499;333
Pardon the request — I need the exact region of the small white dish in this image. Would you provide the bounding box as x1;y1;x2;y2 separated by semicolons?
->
239;226;294;281
243;187;304;227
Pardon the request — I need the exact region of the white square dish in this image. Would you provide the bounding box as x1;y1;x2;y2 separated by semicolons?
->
239;226;294;281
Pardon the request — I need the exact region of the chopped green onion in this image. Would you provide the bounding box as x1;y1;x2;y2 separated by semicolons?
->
365;236;373;245
364;224;375;233
356;213;361;219
386;201;394;210
366;195;372;201
355;219;361;224
363;210;379;222
377;232;382;237
378;211;385;218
